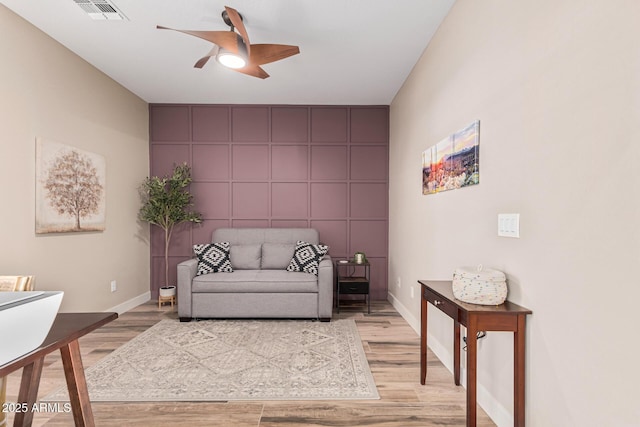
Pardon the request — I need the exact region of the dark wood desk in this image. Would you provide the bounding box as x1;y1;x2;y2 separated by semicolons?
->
0;312;118;427
419;280;531;427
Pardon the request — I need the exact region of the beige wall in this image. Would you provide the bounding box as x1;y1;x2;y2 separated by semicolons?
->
389;1;639;425
0;6;150;312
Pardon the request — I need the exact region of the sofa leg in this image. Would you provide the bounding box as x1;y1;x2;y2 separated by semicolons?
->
179;317;192;322
319;317;331;322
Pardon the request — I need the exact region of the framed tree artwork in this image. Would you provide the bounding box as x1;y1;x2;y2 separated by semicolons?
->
35;138;106;234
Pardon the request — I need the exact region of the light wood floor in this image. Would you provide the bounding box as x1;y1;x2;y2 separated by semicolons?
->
5;300;495;426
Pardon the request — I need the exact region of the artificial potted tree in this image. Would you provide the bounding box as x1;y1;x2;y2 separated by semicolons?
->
138;162;202;300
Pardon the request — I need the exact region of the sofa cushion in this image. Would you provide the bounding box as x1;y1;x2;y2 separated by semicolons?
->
193;242;233;275
286;241;329;276
230;244;261;270
192;270;318;293
261;243;295;269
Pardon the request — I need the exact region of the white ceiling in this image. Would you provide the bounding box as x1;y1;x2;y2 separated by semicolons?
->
1;0;454;105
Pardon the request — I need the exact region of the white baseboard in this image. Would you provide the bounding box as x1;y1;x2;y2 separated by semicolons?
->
388;291;512;427
106;291;150;315
426;331;456;375
387;291;420;334
475;377;513;427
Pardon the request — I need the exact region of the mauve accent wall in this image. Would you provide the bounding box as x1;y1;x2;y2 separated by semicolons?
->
149;105;389;301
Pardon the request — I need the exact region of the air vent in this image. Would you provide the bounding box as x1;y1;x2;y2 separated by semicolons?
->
73;0;128;20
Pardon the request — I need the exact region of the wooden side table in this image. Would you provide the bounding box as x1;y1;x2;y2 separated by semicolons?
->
335;260;370;313
419;280;532;427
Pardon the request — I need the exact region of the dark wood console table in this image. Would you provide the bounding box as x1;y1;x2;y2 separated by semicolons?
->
0;312;118;427
419;280;532;427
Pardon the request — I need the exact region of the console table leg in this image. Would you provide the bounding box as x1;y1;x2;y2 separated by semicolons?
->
420;296;427;385
454;320;461;386
514;314;527;427
60;340;95;427
466;317;478;427
14;357;44;427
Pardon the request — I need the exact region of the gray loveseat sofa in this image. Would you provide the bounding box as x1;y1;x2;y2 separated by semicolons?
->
177;228;333;322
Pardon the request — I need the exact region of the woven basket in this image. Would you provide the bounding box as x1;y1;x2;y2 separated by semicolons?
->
452;265;507;305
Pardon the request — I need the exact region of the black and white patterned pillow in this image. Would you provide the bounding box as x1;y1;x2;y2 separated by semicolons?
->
193;242;233;275
286;240;329;276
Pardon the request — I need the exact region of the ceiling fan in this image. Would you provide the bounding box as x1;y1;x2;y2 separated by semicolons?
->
157;5;300;79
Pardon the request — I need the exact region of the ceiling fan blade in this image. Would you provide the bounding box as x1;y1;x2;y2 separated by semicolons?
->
194;46;219;69
157;25;238;52
194;56;210;69
224;6;251;55
234;65;270;79
249;44;300;66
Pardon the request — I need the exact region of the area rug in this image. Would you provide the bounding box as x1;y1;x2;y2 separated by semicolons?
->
45;318;378;402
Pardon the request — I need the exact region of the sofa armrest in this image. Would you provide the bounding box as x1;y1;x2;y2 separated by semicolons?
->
177;258;197;320
317;255;333;320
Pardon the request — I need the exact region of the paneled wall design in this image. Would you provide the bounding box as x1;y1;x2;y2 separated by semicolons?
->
149;105;389;300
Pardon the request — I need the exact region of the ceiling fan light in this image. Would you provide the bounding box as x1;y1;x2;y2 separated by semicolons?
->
216;50;246;69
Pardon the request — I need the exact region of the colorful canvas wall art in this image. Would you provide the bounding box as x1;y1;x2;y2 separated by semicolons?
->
422;120;479;195
35;138;106;233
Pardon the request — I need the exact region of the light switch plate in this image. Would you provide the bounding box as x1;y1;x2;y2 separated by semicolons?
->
498;213;520;238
